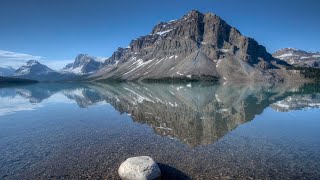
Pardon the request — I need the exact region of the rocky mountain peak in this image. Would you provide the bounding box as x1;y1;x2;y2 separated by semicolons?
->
74;54;92;66
109;10;271;63
62;54;103;75
93;10;292;82
13;60;54;78
275;48;305;55
26;60;40;66
187;9;201;16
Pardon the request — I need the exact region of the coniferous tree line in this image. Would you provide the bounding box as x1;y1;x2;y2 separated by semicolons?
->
287;66;320;81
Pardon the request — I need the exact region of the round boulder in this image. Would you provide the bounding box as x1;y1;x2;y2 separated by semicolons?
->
118;156;161;180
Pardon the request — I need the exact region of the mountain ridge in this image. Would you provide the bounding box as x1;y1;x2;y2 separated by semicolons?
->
10;54;105;81
12;60;84;81
13;60;55;76
6;11;316;82
0;66;16;76
91;10;296;82
273;48;320;68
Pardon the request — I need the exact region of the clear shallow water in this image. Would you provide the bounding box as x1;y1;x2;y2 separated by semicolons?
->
0;82;320;179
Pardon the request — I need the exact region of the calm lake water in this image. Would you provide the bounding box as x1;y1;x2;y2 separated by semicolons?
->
1;82;320;179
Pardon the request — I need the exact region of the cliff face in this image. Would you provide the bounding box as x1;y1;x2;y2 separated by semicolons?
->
92;10;289;82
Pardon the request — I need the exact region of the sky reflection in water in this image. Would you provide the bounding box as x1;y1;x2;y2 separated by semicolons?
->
1;82;320;179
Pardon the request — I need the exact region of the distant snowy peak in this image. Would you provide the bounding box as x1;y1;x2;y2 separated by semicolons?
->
13;60;55;76
273;48;320;68
0;66;16;76
61;54;104;75
26;60;40;66
274;48;319;56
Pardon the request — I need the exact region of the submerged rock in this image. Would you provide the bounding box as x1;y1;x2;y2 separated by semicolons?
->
118;156;161;180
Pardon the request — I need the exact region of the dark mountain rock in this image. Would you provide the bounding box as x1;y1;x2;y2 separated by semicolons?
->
273;48;320;68
92;10;291;82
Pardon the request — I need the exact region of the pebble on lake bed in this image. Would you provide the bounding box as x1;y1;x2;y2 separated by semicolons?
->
118;156;161;180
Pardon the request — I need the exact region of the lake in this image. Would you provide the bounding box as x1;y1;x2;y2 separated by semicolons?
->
1;82;320;179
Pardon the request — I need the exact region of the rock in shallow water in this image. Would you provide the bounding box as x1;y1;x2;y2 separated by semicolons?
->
118;156;161;180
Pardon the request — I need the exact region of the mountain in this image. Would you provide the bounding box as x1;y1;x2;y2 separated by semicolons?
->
92;10;295;82
13;60;55;76
12;60;69;81
61;54;104;75
273;48;320;68
0;66;16;76
11;60;90;81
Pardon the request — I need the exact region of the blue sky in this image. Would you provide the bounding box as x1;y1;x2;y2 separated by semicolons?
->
0;0;319;69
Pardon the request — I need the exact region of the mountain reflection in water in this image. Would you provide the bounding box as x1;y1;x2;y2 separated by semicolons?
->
1;82;320;147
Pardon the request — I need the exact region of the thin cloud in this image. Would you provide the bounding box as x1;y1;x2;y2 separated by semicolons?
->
0;50;43;60
0;50;43;69
42;59;73;70
0;50;73;70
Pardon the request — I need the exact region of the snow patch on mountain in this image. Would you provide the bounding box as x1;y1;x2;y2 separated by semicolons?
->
156;29;173;36
13;60;55;76
273;48;320;68
60;54;103;75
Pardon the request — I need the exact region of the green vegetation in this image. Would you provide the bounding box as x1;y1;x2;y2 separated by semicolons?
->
0;76;38;84
299;83;320;94
287;66;320;81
